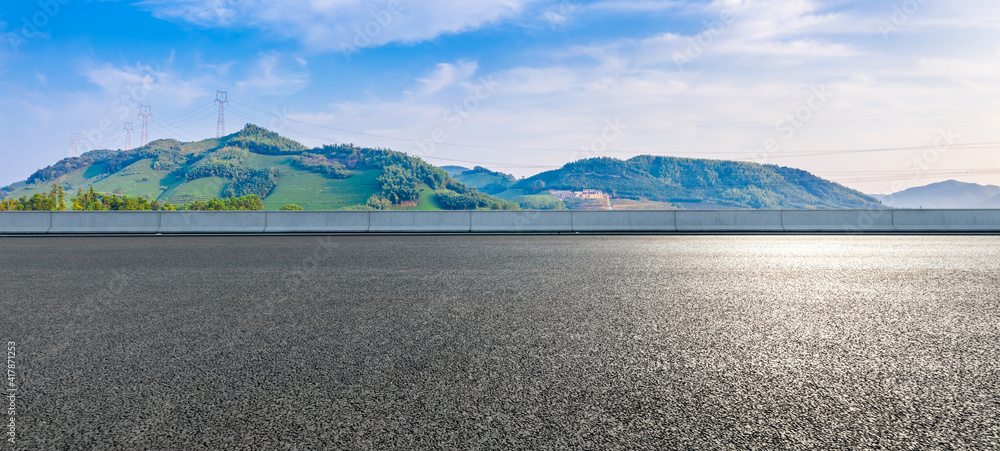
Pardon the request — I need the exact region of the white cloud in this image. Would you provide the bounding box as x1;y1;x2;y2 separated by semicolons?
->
717;39;858;58
82;62;210;108
697;0;860;58
235;52;310;95
540;11;568;26
83;64;157;93
199;61;236;77
6;0;1000;193
585;0;685;13
547;0;861;71
892;1;1000;30
416;61;478;94
266;0;1000;193
141;0;538;52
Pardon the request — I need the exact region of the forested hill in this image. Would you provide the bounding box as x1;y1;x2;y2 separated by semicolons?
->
3;126;884;210
1;124;517;211
510;156;884;210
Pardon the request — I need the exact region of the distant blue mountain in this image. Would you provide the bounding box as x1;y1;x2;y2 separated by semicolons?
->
874;180;1000;209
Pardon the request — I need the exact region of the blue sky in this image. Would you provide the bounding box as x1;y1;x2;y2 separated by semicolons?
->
1;0;998;193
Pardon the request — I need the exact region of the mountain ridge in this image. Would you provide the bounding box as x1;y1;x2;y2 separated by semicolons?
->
874;180;1000;209
2;124;518;211
4;124;886;210
505;156;883;210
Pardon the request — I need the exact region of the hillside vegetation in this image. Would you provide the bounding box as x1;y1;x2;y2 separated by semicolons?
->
507;156;883;210
2;124;517;211
0;184;263;211
2;126;886;211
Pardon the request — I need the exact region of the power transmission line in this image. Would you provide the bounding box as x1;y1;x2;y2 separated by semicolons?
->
215;91;229;138
124;122;133;150
78;94;1000;186
138;105;151;147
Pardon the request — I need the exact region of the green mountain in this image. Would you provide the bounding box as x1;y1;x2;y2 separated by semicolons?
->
505;156;884;210
2;127;884;211
1;124;517;211
450;166;566;211
453;166;517;192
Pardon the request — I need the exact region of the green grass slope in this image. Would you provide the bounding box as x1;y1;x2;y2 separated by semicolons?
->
453;167;518;190
262;169;381;210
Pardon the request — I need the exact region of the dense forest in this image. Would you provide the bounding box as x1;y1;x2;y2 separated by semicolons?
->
226;124;307;155
291;153;352;179
435;190;519;210
309;142;517;210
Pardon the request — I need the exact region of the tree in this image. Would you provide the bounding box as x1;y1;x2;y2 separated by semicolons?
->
280;204;304;211
366;195;393;210
434;190;520;210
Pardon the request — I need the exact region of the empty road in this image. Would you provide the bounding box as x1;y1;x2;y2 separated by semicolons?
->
2;235;999;449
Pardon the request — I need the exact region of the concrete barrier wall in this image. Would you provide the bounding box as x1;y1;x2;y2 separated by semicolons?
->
50;211;160;234
370;211;471;233
571;211;676;232
0;212;51;234
893;209;1000;232
781;210;895;232
264;211;369;233
676;210;784;232
159;212;267;234
471;210;573;233
4;209;1000;234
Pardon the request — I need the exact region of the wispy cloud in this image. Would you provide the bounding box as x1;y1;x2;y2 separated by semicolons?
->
272;0;1000;193
3;0;1000;193
585;0;686;13
416;61;479;94
83;64;158;93
140;0;538;52
235;52;310;95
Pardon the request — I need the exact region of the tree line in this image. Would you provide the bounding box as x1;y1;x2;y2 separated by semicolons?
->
186;160;280;199
0;185;263;211
227;124;307;155
291;153;352;179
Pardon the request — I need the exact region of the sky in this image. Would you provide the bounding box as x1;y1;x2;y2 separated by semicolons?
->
0;0;998;194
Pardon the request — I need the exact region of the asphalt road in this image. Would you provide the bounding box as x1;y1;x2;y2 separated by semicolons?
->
2;235;999;449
